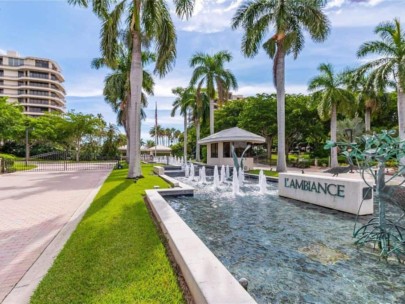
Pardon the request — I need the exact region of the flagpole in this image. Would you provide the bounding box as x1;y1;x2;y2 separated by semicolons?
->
154;101;157;158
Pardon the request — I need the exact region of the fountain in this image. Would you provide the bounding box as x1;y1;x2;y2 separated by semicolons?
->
232;169;240;195
184;164;189;178
220;165;226;183
225;165;230;179
200;166;207;184
213;165;220;188
259;170;267;194
188;164;195;181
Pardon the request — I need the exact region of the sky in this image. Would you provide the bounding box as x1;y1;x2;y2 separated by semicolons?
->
0;0;403;140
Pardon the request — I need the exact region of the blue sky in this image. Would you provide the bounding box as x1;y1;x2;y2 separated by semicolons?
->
0;0;403;140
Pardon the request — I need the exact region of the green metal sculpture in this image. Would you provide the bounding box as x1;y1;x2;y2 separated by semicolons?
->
231;144;251;173
325;130;405;260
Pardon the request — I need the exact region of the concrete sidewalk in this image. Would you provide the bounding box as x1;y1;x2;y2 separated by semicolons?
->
0;170;111;303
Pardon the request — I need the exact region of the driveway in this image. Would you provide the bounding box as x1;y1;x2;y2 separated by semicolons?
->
0;169;111;303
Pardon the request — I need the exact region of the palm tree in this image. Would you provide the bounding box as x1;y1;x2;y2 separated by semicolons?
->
308;63;354;167
355;18;405;142
344;72;388;133
232;0;330;172
68;0;195;179
189;51;238;135
92;48;155;158
171;87;194;161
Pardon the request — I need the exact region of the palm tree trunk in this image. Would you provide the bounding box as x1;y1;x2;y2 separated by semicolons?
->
276;48;287;172
365;107;371;133
398;87;405;165
128;24;143;178
209;99;215;135
196;121;201;161
183;112;188;163
266;135;273;165
330;103;338;167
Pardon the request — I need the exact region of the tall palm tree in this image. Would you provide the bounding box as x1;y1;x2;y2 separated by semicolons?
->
232;0;330;172
189;51;238;135
344;72;388;133
68;0;195;179
171;87;195;161
92;48;155;156
308;63;354;167
355;18;405;143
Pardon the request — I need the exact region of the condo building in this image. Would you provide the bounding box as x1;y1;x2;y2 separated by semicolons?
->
0;50;66;116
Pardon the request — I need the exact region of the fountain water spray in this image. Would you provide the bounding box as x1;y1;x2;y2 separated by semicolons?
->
220;165;226;183
259;170;267;194
189;164;195;181
225;165;230;179
238;167;245;185
232;169;240;195
200;166;207;183
184;164;189;178
213;165;220;188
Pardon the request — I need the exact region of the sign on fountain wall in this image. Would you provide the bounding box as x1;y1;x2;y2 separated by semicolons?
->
278;173;373;215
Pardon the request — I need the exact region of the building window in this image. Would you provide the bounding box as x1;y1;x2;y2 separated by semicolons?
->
9;57;24;66
30;71;48;79
0;58;3;65
35;60;49;68
0;70;4;76
0;80;3;85
0;89;3;94
223;142;231;158
211;143;218;158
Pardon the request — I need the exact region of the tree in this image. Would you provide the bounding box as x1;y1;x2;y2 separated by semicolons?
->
68;0;195;179
237;94;277;161
308;63;354;167
0;97;25;141
355;18;405;144
232;0;330;172
189;51;238;135
171;87;195;161
63;112;104;161
344;72;388;133
214;98;246;131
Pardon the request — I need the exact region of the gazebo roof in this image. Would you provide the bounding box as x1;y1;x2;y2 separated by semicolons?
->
148;145;172;152
198;127;265;145
118;145;149;151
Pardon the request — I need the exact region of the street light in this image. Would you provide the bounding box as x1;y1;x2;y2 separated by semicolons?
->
344;128;354;173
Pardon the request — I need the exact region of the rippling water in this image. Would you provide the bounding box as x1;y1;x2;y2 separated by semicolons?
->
167;178;405;304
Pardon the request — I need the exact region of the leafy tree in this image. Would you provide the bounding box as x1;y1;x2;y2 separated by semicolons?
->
214;99;246;131
336;117;364;142
69;0;195;178
356;18;405;144
101;124;126;158
232;0;330;172
189;51;238;135
237;94;277;160
308;63;354;167
0;97;25;141
63;112;105;161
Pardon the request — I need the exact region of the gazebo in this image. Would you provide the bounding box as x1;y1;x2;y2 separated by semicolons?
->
198;127;265;170
148;145;172;156
118;145;149;159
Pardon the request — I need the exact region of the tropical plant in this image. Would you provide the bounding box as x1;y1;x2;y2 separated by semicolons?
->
344;72;388;133
232;0;330;172
308;63;354;167
171;87;194;161
68;0;195;178
355;18;405;144
0;97;25;141
189;51;238;135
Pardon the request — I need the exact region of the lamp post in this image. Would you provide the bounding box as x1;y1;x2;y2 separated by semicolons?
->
344;128;354;173
25;127;31;166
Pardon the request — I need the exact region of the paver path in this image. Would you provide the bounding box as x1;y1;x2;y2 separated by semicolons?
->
0;170;111;303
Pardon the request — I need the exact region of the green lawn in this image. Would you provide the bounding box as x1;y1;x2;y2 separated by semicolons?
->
31;164;185;304
248;169;279;177
14;163;37;171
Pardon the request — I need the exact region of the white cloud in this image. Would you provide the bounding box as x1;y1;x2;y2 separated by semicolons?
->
153;75;190;97
0;49;6;55
65;73;105;97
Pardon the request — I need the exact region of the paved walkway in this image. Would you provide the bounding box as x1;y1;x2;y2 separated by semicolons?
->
0;170;111;303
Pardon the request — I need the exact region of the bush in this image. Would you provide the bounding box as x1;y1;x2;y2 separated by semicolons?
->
0;153;16;173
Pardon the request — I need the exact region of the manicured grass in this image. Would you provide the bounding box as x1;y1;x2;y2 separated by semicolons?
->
248;169;279;177
13;163;37;171
31;164;185;304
